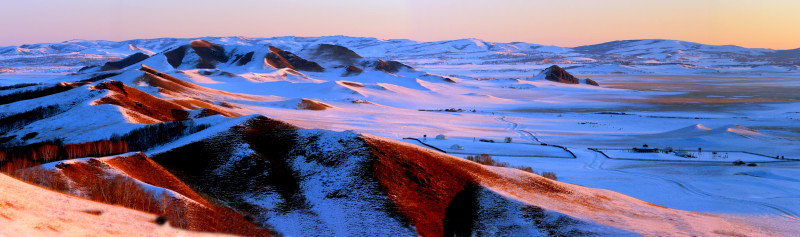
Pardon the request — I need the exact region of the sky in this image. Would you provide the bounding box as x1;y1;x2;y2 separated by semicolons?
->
1;0;799;49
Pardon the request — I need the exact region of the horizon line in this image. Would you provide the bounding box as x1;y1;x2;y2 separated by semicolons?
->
2;35;799;51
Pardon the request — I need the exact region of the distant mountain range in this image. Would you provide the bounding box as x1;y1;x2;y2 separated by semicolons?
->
1;36;798;75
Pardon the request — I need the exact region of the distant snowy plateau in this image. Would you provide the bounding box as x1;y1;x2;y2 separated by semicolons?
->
1;36;799;236
1;36;799;75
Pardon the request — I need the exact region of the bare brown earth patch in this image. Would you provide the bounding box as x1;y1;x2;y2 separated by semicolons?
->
92;80;190;123
297;99;332;110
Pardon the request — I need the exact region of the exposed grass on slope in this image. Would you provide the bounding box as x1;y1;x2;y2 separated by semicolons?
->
6;165;70;192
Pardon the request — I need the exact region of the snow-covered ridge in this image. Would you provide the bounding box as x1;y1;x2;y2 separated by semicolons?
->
1;36;798;76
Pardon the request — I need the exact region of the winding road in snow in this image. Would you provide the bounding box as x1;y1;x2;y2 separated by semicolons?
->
496;115;542;144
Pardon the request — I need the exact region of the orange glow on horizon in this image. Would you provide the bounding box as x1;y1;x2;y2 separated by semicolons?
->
0;0;798;49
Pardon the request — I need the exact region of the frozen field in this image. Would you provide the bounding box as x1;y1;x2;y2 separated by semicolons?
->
406;136;574;158
596;149;782;163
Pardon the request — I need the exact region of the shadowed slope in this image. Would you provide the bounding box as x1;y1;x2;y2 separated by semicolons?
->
101;52;150;71
265;46;325;72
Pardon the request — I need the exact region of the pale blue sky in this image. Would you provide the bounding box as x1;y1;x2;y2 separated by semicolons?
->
1;0;799;49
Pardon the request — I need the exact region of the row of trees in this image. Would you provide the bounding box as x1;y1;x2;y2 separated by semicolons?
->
0;105;67;135
465;154;557;180
110;120;211;151
0;82;39;91
0;84;75;105
1;120;210;172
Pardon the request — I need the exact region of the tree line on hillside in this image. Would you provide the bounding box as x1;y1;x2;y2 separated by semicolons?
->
0;84;76;105
1;120;211;172
0;105;67;135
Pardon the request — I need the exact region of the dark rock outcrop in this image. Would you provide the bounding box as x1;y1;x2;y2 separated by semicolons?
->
303;44;362;67
232;51;255;66
164;46;188;68
265;46;325;72
536;65;579;84
162;40;229;69
585;78;600;86
343;65;364;76
190;40;228;69
100;53;150;71
362;60;413;73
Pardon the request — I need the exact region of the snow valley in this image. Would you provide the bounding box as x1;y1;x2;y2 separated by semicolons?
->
1;37;799;236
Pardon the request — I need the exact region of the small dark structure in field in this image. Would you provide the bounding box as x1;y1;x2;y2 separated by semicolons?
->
632;144;659;153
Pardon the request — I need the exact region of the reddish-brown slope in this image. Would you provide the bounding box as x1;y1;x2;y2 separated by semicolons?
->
138;65;264;102
92;80;191;123
44;153;272;236
90;78;240;124
189;40;228;69
265;46;325;72
367;136;474;237
101;152;210;206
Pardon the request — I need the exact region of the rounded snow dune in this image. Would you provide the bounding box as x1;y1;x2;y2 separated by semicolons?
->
648;124;771;139
0;173;231;237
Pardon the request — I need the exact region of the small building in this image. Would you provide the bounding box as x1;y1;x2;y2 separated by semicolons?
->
435;134;447;140
632;144;659;153
450;144;464;150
